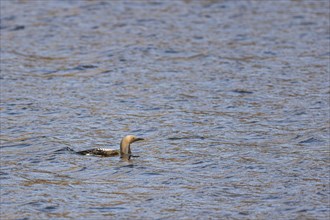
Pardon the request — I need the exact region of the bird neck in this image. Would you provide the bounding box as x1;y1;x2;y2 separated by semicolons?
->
120;139;131;156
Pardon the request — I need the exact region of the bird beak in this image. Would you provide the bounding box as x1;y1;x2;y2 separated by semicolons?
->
133;138;144;142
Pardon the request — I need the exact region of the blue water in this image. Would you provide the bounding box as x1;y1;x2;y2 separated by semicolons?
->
1;1;329;219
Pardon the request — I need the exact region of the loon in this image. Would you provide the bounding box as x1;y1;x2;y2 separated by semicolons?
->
76;135;144;159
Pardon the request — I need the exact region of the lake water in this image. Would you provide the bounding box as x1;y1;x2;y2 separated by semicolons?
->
1;0;329;219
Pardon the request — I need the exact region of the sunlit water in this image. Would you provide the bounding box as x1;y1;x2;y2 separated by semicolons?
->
1;1;329;219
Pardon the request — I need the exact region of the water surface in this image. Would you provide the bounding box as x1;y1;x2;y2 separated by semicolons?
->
1;1;329;219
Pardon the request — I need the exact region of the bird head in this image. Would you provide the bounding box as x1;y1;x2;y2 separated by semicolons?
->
120;135;144;157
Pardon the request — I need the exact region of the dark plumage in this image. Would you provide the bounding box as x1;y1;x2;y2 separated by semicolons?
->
77;148;119;157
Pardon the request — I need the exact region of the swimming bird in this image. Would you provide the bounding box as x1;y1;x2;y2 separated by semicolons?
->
76;135;144;159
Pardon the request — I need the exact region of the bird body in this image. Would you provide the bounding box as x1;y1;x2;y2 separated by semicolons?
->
77;148;119;157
